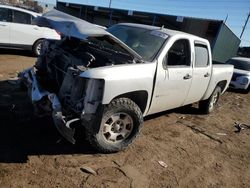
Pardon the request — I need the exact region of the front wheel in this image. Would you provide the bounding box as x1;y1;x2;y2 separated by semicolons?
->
199;86;222;114
86;98;143;153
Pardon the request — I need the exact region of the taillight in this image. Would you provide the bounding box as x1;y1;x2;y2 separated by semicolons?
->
56;30;61;36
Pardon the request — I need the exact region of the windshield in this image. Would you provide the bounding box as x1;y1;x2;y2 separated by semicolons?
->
227;59;250;71
107;25;168;61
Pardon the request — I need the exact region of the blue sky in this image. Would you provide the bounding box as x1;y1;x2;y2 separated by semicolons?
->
39;0;250;46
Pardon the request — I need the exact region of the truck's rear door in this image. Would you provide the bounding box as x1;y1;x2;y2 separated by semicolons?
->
184;42;211;105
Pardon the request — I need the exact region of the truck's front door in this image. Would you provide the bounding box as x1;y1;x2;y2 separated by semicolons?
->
183;42;211;105
148;38;193;115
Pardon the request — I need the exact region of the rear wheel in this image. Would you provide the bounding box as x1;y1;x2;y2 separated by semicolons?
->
199;86;222;114
33;39;43;56
85;98;143;153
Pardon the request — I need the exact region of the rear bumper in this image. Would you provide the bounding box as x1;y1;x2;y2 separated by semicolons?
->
20;67;77;144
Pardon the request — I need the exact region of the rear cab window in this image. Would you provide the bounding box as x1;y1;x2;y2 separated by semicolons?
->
194;42;210;67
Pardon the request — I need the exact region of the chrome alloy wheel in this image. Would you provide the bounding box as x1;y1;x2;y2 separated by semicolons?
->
102;112;133;143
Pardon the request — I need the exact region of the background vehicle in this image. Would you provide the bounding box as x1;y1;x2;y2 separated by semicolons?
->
227;57;250;93
21;10;234;153
0;5;60;55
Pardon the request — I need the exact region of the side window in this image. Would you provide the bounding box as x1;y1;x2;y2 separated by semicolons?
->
0;8;11;22
195;43;209;67
13;10;31;24
166;39;191;67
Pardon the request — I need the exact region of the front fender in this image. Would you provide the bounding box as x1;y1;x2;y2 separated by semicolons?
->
80;63;156;115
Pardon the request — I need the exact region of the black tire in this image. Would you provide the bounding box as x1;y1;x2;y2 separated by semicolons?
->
243;85;250;94
33;39;43;56
199;86;222;114
85;98;143;153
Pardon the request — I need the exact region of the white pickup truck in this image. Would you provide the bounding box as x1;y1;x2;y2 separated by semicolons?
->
21;10;233;153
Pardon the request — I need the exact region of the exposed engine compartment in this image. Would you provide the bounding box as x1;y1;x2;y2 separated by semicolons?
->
32;36;138;117
35;36;136;93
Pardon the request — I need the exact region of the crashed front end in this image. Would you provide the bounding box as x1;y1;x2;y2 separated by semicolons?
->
21;63;104;144
20;10;142;144
21;36;135;143
21;34;138;143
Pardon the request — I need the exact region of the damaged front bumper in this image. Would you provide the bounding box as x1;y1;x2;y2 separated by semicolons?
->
20;67;78;144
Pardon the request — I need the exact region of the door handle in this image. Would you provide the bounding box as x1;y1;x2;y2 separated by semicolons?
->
204;72;210;77
0;24;7;26
33;27;39;30
183;74;192;80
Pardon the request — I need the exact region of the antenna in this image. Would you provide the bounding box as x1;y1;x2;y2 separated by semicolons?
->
240;12;250;39
224;14;228;23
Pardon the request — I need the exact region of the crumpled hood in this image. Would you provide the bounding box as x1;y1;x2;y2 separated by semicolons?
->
33;9;110;39
33;9;142;60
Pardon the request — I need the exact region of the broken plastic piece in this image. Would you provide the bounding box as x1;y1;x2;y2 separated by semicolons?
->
158;160;168;168
80;166;97;175
234;122;250;133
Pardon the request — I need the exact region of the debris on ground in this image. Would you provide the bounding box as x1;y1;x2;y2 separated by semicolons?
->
234;122;250;133
158;161;168;168
179;116;186;119
216;133;227;136
32;169;38;175
80;166;97;176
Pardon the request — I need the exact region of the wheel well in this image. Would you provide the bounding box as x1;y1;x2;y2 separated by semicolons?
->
114;91;148;114
32;38;44;49
217;80;227;92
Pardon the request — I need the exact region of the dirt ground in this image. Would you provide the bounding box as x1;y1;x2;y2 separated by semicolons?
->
0;49;249;188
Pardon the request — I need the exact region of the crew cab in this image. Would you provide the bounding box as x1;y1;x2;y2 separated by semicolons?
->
21;10;234;153
0;5;60;55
